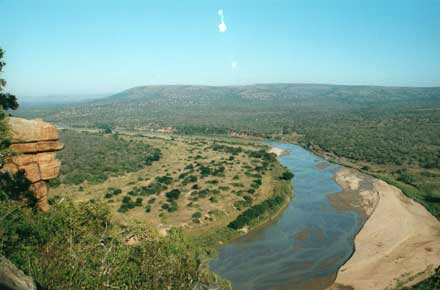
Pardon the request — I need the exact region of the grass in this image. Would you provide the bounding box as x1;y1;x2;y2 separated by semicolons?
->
51;129;290;236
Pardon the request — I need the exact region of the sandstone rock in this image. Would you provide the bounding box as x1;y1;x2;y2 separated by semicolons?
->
8;152;57;166
1;117;63;211
18;163;41;183
0;255;36;290
8;154;35;166
7;117;58;143
35;152;56;163
1;163;18;175
29;181;49;212
39;159;61;180
10;141;64;153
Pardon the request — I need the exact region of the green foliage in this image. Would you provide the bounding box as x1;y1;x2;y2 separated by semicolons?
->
144;148;161;165
165;189;181;202
402;266;440;290
0;48;18;161
104;187;122;199
0;171;34;204
167;201;178;212
211;144;243;155
182;175;197;185
96;122;113;134
192;212;202;219
156;175;173;185
0;199;229;290
22;84;439;170
0;48;18;112
55;130;161;185
228;165;292;230
280;171;294;180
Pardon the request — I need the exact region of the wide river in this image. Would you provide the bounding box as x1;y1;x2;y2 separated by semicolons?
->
210;143;362;290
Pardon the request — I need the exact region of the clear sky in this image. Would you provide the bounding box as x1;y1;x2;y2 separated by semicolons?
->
1;0;440;98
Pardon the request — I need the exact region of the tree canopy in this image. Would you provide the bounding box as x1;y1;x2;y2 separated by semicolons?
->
0;48;18;111
0;48;19;163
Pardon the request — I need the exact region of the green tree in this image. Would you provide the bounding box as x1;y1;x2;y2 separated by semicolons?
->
0;48;19;164
0;49;18;111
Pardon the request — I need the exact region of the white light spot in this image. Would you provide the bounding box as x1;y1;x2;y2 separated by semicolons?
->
218;9;227;33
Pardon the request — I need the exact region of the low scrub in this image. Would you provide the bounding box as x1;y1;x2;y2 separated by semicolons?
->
0;199;230;290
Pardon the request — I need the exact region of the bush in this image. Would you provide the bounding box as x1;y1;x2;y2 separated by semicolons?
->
0;200;228;290
167;201;178;212
229;194;286;229
280;171;294;180
165;189;181;202
156;175;173;185
192;212;202;219
182;175;197;185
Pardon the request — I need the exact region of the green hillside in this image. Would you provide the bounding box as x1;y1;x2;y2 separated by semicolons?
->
17;84;440;169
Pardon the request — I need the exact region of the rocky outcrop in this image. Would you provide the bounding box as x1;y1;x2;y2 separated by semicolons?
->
0;255;36;290
1;117;63;211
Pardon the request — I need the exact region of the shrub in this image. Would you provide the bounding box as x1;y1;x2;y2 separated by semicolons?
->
156;175;173;185
0;200;227;289
165;189;181;202
167;201;178;212
229;194;286;229
192;212;202;219
182;175;197;185
280;171;294;180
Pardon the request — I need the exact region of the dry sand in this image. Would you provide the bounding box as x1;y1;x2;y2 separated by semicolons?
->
329;168;440;290
269;146;289;157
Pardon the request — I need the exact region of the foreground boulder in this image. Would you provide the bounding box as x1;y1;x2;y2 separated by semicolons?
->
1;117;63;211
0;255;36;290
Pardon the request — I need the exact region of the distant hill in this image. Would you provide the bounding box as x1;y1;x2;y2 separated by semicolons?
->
17;83;440;131
16;83;440;168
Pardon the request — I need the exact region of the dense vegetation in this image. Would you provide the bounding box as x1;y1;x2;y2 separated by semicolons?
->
403;266;440;290
17;84;440;170
0;198;229;290
228;164;293;230
52;130;160;185
0;48;18;164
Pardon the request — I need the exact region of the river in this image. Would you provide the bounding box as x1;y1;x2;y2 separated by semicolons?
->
210;143;362;290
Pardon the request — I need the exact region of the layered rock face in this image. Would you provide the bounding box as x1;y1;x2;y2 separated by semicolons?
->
1;117;63;211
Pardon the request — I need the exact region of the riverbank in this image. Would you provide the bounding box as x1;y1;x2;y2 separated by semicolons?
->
268;146;289;157
328;168;440;290
196;160;293;251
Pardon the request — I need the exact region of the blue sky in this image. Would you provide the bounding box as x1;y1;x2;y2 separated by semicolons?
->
1;0;440;98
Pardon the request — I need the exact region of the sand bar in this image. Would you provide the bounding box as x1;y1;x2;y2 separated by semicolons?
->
269;146;289;157
328;168;440;290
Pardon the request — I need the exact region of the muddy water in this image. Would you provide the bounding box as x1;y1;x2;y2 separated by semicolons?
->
210;143;362;290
